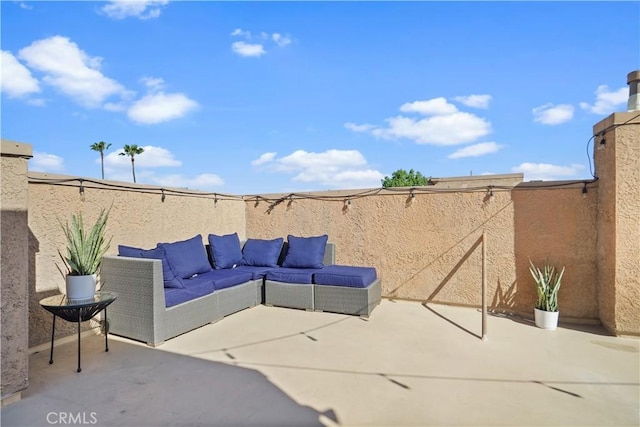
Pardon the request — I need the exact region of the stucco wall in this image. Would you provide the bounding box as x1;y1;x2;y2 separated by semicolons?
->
1;141;32;402
513;183;599;320
245;182;599;321
247;188;516;310
27;173;246;347
594;113;640;336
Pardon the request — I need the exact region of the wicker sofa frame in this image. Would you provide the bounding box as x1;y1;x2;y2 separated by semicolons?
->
314;278;382;317
263;244;335;311
101;242;381;346
101;256;261;346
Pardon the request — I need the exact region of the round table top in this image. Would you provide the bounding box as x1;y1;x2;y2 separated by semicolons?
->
40;291;118;309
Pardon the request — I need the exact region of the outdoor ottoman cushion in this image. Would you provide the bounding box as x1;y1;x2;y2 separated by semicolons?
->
313;265;377;288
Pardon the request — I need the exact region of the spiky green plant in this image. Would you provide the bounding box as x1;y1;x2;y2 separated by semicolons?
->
529;260;565;312
59;208;112;276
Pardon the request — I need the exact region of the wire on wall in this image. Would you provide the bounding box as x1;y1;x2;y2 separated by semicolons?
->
29;174;603;207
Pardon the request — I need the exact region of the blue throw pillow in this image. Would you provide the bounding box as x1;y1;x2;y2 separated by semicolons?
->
208;233;243;269
117;245;184;289
118;245;143;258
282;234;328;269
159;235;212;279
139;247;185;289
242;238;284;267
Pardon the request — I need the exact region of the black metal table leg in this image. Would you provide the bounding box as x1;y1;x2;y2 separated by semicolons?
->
49;314;56;364
104;307;109;352
77;310;82;373
40;292;117;373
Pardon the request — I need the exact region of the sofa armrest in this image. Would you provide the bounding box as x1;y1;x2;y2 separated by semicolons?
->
100;255;167;345
324;242;335;266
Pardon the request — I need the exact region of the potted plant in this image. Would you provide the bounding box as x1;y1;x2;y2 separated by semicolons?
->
529;259;565;330
58;208;112;300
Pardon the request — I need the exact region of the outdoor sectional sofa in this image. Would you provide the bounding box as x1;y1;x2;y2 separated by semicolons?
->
100;233;381;346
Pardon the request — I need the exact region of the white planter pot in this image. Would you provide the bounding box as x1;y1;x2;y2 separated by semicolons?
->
65;274;97;301
534;308;559;330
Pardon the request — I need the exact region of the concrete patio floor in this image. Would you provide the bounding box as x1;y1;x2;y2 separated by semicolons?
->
2;300;639;427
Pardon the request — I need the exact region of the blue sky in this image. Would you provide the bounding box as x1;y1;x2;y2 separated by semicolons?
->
2;1;638;194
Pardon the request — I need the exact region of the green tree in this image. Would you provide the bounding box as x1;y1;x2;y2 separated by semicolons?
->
381;169;430;188
90;141;111;179
119;144;144;183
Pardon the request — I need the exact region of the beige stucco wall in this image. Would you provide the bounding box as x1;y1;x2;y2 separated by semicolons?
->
248;188;515;309
27;173;246;346
245;181;600;322
594;112;640;336
513;183;599;321
1;140;32;402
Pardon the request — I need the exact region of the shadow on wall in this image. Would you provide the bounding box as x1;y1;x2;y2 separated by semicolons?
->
387;201;521;313
2;337;335;426
27;227;85;348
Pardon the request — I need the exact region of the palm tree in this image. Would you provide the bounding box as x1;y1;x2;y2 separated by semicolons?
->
90;141;111;179
119;144;144;183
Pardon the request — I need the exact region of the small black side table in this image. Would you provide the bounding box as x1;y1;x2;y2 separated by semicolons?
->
40;291;118;372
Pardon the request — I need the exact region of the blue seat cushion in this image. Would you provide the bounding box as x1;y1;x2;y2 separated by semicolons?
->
194;269;253;291
266;268;322;284
159;235;212;279
208;233;243;269
313;265;377;288
118;245;184;289
164;283;214;308
164;288;193;308
182;274;216;295
234;265;279;280
282;235;328;269
241;238;284;267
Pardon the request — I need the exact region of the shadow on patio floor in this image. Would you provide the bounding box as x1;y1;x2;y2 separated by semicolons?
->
2;336;336;427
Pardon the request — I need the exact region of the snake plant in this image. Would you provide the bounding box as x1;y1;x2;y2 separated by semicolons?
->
529;260;565;312
59;208;112;276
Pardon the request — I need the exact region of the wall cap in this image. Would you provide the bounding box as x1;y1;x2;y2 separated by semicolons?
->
1;139;33;159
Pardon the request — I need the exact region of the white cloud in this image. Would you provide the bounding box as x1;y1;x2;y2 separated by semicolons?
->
231;41;266;57
400;98;458;115
448;142;502;159
101;0;168;20
127;92;198;124
103;102;128;112
372;112;492;145
231;28;251;38
104;145;182;169
141;76;165;92
30;151;64;173
20;2;33;10
27;98;46;107
511;162;585;181
152;173;224;190
579;85;627;115
532;103;574;125
255;149;384;189
454;94;492;109
276;149;367;171
272;33;292;47
230;29;292;57
18;36;128;108
0;50;41;98
344;122;375;132
96;145;224;190
251;152;277;166
347;97;492;146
